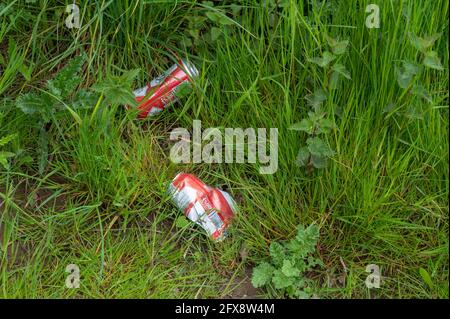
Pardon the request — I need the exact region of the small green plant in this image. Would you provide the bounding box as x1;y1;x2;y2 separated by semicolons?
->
392;33;444;120
15;53;96;173
290;110;336;170
251;224;322;299
181;1;239;49
308;35;351;92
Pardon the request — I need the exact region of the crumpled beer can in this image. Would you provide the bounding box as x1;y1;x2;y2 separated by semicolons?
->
168;173;237;242
130;59;199;118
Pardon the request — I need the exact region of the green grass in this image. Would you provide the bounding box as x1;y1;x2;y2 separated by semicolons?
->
0;0;448;298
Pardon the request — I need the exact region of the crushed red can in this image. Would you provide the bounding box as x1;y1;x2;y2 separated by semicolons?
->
168;173;237;242
130;59;199;118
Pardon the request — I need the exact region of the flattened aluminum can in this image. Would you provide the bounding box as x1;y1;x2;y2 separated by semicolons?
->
168;173;237;242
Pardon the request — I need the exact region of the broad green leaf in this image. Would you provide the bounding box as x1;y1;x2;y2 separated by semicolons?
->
423;51;444;70
230;4;242;16
395;62;421;89
269;242;286;267
311;154;328;168
409;33;441;53
331;63;351;80
295;146;310;167
175;216;190;228
406;105;424;120
289;119;314;133
305;88;327;109
307;137;334;157
317;118;336;134
328;71;340;90
412;85;432;104
251;262;275;288
419;267;433;289
272;269;295;289
72;89;97;109
92;69;140;106
326;35;349;55
210;27;221;41
282;260;300;277
308;51;336;68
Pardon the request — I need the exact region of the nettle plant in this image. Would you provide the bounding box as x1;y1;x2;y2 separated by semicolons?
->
181;1;240;49
252;224;323;299
391;33;444;119
290;35;348;171
16;53;96;173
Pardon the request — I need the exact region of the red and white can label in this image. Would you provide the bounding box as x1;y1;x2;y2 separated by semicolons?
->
131;59;199;118
168;173;237;241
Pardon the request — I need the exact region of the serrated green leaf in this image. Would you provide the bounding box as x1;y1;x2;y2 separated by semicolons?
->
16;92;42;115
289;119;314;133
305;88;327;110
332;63;351;80
317;118;335;134
307;137;334;157
311;154;328;168
251;262;275;288
326;35;349;55
92;69;140;106
409;33;441;53
328;71;340;90
272;269;295;289
295;146;310;167
72;89;97;109
282;260;300;277
423;51;444;70
46;53;86;98
269;242;285;267
308;51;336;68
412;85;433;104
395;61;421;89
